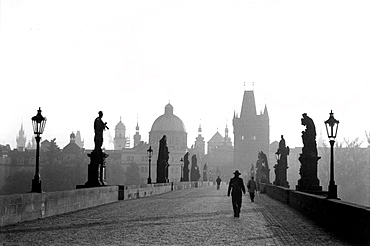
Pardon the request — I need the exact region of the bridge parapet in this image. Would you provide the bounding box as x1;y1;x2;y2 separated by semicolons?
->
0;181;213;227
0;186;118;227
260;183;370;242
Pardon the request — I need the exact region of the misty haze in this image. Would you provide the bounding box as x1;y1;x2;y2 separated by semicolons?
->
0;0;369;245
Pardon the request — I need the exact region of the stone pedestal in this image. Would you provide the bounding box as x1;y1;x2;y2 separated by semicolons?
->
273;161;290;188
77;150;108;189
296;155;322;193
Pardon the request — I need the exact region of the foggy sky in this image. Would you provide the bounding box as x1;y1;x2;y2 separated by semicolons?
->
1;0;369;150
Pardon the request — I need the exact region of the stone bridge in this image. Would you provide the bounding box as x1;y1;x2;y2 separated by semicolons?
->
1;183;369;245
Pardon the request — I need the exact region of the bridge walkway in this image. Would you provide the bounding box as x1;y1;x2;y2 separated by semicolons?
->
0;185;364;245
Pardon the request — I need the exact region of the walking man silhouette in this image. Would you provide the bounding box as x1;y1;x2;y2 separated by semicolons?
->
227;170;246;217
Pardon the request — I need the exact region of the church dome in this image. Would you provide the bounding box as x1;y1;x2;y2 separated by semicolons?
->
151;103;186;132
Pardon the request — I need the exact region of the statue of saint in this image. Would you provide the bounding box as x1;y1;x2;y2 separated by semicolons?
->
301;113;317;157
94;111;109;151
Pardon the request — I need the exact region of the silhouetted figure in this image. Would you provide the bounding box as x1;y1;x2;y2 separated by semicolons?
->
256;151;270;184
274;135;290;188
78;111;109;188
182;152;190;182
297;113;322;192
247;177;258;202
216;176;221;190
301;113;317;157
227;170;246;218
94;111;109;151
157;135;169;183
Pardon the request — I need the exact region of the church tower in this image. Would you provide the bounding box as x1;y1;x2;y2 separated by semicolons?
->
133;118;142;147
233;90;269;171
16;123;27;151
114;117;127;150
194;123;205;158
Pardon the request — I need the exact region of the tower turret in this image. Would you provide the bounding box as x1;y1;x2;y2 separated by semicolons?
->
16;123;27;151
114;117;127;150
133;116;142;147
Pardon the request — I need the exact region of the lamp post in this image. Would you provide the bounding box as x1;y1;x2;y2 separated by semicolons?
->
147;146;153;184
180;158;183;182
31;107;47;193
324;110;339;199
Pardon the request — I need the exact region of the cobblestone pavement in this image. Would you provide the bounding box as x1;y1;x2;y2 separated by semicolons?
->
0;185;365;245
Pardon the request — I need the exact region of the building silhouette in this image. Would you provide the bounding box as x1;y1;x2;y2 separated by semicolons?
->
16;123;27;151
233;90;269;173
149;103;187;183
114;117;129;150
133;118;141;147
205;125;233;181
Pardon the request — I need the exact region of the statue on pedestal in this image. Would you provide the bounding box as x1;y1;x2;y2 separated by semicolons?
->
273;135;290;188
203;163;208;181
190;154;200;181
296;113;322;193
182;152;190;181
157;135;169;183
256;151;270;184
79;111;109;188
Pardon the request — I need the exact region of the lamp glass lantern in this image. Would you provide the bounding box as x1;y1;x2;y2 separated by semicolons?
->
324;110;339;141
32;107;47;136
147;146;153;159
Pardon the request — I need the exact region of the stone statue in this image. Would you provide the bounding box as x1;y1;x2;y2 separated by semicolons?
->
157;135;169;183
256;151;270;184
183;152;190;181
190;154;200;181
94;111;109;151
296;113;322;193
78;111;109;188
273;135;290;188
203;163;208;181
301;113;317;157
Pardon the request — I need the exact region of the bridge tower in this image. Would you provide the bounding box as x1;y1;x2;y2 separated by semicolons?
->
233;90;269;172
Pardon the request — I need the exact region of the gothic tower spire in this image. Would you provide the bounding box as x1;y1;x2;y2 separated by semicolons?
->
133;115;142;147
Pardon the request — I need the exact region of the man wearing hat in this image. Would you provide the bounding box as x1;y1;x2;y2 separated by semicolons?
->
227;170;246;217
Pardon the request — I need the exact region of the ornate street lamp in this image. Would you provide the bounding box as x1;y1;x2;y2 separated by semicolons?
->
180;158;183;182
31;107;47;193
147;146;153;184
324;110;339;199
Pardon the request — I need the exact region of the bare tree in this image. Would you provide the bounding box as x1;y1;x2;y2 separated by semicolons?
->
335;138;369;206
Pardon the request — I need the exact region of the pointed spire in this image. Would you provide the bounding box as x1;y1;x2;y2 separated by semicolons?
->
136;115;139;132
263;104;269;118
225;121;229;137
240;90;257;118
198;125;202;136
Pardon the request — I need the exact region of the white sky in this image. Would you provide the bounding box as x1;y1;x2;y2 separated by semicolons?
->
1;0;369;150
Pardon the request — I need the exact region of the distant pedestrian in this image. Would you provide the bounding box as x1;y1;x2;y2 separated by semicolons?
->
247;177;258;202
227;170;246;217
216;176;222;190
